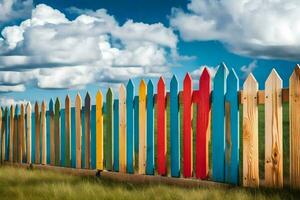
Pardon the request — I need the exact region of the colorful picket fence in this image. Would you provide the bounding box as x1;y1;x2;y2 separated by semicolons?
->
0;63;300;189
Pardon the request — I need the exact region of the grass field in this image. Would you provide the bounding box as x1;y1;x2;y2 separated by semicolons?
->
0;103;297;199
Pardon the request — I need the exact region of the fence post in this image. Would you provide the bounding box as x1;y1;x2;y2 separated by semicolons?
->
106;88;114;171
49;99;55;165
183;73;193;178
119;84;127;173
146;80;154;175
75;94;82;168
96;91;103;170
41;101;46;165
113;99;119;172
170;75;180;177
139;80;147;174
65;95;71;167
242;73;259;187
225;69;239;184
126;80;134;174
289;64;300;189
196;68;211;179
212;63;227;182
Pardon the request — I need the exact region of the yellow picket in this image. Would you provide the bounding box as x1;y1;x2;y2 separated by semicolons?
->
96;91;103;170
119;84;127;173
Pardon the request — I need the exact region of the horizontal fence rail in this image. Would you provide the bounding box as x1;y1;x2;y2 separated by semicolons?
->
1;63;300;189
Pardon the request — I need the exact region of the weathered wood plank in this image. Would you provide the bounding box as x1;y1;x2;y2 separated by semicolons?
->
146;80;154;175
4;108;9;161
289;64;300;189
119;84;127;173
54;98;61;166
157;77;167;176
126;80;134;174
225;69;239;184
242;73;259;187
134;96;139;170
106;88;114;171
196;68;211;180
113;99;119;172
13;105;19;163
138;80;147;174
75;94;82;169
26;103;31;164
49;99;55;165
96;91;104;170
34;103;40;164
265;69;283;188
0;108;3;162
71;107;76;168
91;105;96;169
19;104;25;163
170;75;180;177
41;101;46;165
9;105;14;162
84;93;91;169
65;95;71;167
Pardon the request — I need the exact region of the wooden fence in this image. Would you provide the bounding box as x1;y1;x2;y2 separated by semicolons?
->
0;63;300;189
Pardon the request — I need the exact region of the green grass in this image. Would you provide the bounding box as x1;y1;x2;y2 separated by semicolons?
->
0;166;299;200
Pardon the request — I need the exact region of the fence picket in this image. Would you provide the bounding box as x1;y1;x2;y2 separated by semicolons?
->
212;63;227;182
14;105;19;163
96;91;103;170
84;93;91;169
54;98;60;166
134;96;139;169
146;80;154;175
196;68;211;179
0;108;2;162
91;105;96;169
126;80;134;173
119;85;126;173
157;77;167;176
106;88;113;171
41;101;46;165
289;64;300;189
170;75;180;177
65;96;71;167
9;105;14;162
242;73;259;187
61;108;65;167
5;108;9;161
71;107;76;168
26;103;31;164
114;99;119;172
225;69;239;184
34;103;40;164
49;99;55;165
75;94;82;168
183;73;193;178
20;104;25;163
139;80;147;174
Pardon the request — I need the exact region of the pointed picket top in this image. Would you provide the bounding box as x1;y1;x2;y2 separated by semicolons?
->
228;68;238;82
65;95;71;107
139;79;146;91
127;79;134;91
171;75;178;86
85;92;91;103
96;90;103;102
201;67;210;81
147;80;154;91
244;73;258;90
55;97;60;111
290;64;300;81
20;103;25;115
266;69;282;87
119;84;126;98
158;76;165;86
215;62;228;79
75;93;82;107
33;102;39;114
14;104;19;116
26;102;31;114
41;100;46;112
49;98;54;112
184;73;192;84
107;88;113;98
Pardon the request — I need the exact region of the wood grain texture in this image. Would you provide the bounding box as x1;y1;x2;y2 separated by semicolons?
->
170;75;180;177
41;101;46;165
119;84;127;173
17;106;23;163
49;99;55;165
34;103;40;164
146;80;154;175
289;64;300;189
113;99;119;172
96;91;103;170
196;68;211;179
54;98;61;166
225;69;239;185
183;73;193;178
265;69;283;188
9;105;14;162
26;103;31;164
242;73;259;187
65;95;71;167
13;105;19;163
157;77;167;176
19;104;25;163
75;94;82;169
138;80;147;174
84;93;91;169
126;80;134;174
134;96;139;170
106;88;113;171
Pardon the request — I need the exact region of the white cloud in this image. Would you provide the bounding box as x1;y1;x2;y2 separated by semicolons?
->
0;4;178;91
240;60;258;78
0;0;33;23
0;97;28;107
191;65;217;89
170;0;300;60
0;84;25;92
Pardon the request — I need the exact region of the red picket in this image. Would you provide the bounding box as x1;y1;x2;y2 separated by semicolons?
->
183;73;193;178
196;68;211;179
157;77;167;175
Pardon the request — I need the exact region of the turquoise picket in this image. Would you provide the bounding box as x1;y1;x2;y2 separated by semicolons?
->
212;63;228;182
113;99;119;172
31;105;35;164
225;68;239;184
71;107;76;168
126;80;134;173
91;105;96;169
146;80;154;175
134;96;139;160
170;75;180;177
61;109;65;166
81;107;85;169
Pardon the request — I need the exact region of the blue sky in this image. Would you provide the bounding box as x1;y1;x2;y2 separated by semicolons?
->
0;0;299;106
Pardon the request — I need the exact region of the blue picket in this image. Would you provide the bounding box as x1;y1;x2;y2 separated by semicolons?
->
212;62;228;182
91;105;96;169
113;99;119;172
126;80;134;173
81;107;85;169
61;109;66;167
134;96;139;161
146;80;154;175
170;75;180;177
225;68;239;184
71;107;76;168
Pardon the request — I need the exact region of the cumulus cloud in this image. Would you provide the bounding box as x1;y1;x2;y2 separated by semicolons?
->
0;4;178;91
170;0;300;60
0;97;28;107
0;0;33;23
